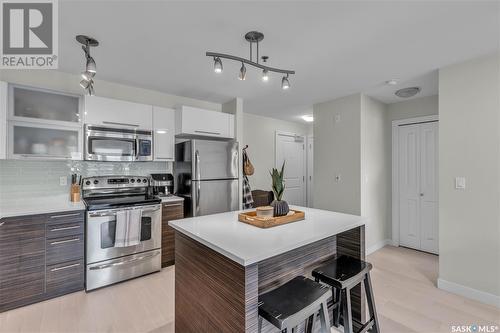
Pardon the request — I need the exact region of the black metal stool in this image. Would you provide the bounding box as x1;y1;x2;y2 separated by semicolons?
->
312;256;380;333
258;276;331;333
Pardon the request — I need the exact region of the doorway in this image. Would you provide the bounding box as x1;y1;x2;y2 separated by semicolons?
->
392;116;439;254
275;131;306;206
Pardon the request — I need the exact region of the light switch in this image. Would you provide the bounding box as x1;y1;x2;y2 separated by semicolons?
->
455;177;466;190
335;174;341;183
59;176;68;186
334;114;341;123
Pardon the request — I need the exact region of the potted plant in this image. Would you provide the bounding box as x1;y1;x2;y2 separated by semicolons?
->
270;161;289;216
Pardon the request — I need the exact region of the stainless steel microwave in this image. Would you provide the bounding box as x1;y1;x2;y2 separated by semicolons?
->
85;125;152;162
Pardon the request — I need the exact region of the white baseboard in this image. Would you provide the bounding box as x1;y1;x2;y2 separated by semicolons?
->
438;278;500;308
366;239;392;255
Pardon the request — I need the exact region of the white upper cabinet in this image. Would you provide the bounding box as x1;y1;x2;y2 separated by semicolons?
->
152;106;175;161
0;82;7;159
176;106;234;139
9;85;82;126
84;96;153;130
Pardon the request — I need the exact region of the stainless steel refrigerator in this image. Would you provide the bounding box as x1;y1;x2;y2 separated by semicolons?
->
174;139;239;217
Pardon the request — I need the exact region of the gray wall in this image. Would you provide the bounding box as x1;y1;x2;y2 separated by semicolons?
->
242;112;311;192
387;95;439;121
438;54;500;300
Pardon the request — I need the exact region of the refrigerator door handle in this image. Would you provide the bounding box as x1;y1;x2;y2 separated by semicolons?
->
194;149;201;180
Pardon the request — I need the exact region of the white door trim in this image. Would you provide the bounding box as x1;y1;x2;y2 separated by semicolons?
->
392;115;439;246
275;130;307;205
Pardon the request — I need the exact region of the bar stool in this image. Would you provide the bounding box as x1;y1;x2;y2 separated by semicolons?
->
312;256;380;333
258;276;331;333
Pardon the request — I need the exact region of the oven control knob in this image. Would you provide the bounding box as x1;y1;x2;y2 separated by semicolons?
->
130;179;135;183
85;180;91;185
93;180;99;185
137;178;141;183
142;179;147;183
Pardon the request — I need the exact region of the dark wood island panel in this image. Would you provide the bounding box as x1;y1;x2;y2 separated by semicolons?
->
174;225;365;333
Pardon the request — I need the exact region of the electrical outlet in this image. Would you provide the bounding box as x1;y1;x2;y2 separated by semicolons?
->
455;177;466;190
334;114;341;123
59;176;67;186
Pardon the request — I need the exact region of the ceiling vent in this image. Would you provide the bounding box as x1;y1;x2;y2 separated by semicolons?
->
395;86;421;98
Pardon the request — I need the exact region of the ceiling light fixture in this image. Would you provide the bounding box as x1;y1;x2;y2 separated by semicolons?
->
262;69;269;82
214;57;223;73
281;74;290;90
386;79;398;85
206;31;295;89
395;86;421;98
238;62;246;80
76;35;99;96
302;115;314;122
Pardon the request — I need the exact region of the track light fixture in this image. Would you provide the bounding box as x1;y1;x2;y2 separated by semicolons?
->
76;35;99;96
281;74;290;90
238;63;247;80
214;57;223;73
206;31;294;89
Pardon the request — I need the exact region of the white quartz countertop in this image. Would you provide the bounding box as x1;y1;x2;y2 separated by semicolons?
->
0;194;85;218
169;206;366;266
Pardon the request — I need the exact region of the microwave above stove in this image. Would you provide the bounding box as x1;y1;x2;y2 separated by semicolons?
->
85;125;153;162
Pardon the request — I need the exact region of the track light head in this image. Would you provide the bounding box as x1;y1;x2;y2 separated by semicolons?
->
214;57;223;73
281;75;290;90
80;79;91;89
81;71;95;81
262;69;269;82
238;63;246;80
86;56;96;73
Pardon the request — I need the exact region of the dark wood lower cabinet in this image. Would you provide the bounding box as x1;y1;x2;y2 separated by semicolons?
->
0;210;85;313
161;201;184;267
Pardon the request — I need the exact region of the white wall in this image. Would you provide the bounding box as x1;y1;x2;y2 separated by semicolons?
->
438;54;500;304
361;95;391;250
0;69;221;111
313;93;362;215
387;95;438;121
242;113;311;192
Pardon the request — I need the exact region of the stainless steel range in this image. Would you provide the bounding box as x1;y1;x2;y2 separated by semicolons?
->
82;175;161;291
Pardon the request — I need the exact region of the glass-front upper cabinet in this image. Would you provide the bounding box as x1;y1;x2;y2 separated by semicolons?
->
9;85;82;126
9;122;82;160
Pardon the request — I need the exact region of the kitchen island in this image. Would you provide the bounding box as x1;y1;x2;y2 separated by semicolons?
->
169;206;366;333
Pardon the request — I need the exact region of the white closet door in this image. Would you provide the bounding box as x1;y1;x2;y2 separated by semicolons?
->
419;122;439;253
399;124;421;249
275;132;305;206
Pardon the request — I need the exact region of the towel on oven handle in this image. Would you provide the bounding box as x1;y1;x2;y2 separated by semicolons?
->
115;209;142;247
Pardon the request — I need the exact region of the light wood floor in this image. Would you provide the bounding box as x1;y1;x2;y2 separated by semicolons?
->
0;246;498;333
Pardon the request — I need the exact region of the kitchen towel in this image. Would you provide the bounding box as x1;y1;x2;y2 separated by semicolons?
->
115;209;142;247
242;175;254;209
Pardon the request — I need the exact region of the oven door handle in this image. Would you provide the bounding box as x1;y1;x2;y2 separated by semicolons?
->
88;251;160;270
88;206;160;217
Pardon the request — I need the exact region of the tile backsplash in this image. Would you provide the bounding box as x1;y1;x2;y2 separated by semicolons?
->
0;160;171;200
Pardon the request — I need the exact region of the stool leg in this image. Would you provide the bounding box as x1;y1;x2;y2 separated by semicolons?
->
318;301;330;333
333;288;341;327
307;312;317;333
342;289;353;333
258;316;263;333
364;272;380;333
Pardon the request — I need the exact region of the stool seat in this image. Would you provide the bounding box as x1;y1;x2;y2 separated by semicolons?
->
312;255;372;289
259;276;331;331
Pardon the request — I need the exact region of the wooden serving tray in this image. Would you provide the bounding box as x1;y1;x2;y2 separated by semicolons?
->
238;210;305;228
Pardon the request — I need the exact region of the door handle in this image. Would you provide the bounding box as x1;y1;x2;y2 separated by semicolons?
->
194;130;220;135
88;251;159;270
195;150;201;180
102;121;139;127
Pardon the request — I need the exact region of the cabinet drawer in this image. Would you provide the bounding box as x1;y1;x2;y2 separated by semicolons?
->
46;235;84;265
46;259;84;296
0;215;46;241
162;202;184;221
46;220;84;239
47;211;84;224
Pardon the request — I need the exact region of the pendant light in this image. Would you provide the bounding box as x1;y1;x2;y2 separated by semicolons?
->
262;69;269;82
238;62;246;80
281;74;290;90
214;57;223;73
76;35;99;95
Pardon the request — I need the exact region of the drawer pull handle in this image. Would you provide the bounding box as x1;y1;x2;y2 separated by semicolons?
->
50;225;81;232
50;263;80;272
89;251;159;270
50;213;81;219
194;130;221;135
0;221;5;226
102;121;139;127
50;238;80;245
